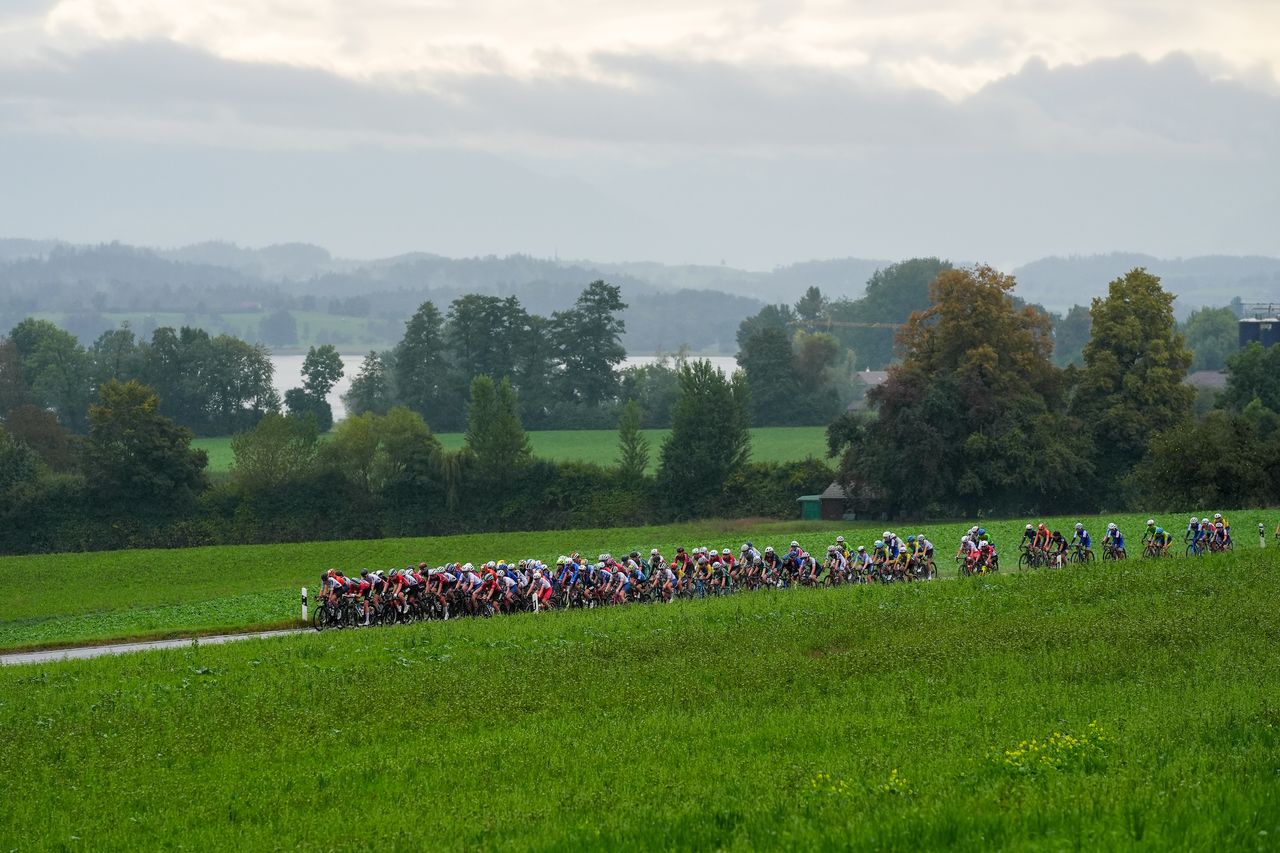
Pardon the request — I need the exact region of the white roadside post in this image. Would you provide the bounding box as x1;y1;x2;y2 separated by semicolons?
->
301;587;308;622
1261;525;1267;550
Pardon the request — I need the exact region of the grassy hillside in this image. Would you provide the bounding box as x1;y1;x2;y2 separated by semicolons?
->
3;511;1263;651
192;425;830;474
2;555;1277;849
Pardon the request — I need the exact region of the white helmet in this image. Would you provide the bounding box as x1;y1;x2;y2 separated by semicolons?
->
1214;513;1222;520
463;562;474;571
961;535;971;544
1075;523;1083;531
1026;524;1033;530
857;545;866;552
1189;516;1197;524
722;548;731;556
883;531;891;540
1201;518;1209;524
533;570;542;579
1147;519;1155;526
1107;523;1117;530
650;549;659;556
790;540;799;548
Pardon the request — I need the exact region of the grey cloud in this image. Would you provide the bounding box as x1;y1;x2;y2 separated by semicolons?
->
4;40;1275;156
0;41;1275;267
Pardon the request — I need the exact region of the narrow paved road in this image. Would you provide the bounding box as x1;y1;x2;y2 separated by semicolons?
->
0;629;308;667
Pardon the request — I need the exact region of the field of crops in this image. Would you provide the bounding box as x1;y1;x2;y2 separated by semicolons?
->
3;511;1267;652
191;425;829;473
3;551;1277;849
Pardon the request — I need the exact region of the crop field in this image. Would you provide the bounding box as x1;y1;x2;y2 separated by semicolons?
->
2;552;1278;849
191;425;829;473
1;511;1265;652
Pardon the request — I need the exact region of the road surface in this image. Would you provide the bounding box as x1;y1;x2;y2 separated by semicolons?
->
0;628;308;667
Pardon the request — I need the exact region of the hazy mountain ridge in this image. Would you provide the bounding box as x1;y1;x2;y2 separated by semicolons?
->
1012;253;1280;314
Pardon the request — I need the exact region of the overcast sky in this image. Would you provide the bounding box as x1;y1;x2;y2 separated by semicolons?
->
0;0;1276;268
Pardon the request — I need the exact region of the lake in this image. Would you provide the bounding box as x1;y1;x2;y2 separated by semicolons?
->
270;353;739;421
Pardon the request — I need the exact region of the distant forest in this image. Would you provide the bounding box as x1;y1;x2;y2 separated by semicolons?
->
2;240;1277;356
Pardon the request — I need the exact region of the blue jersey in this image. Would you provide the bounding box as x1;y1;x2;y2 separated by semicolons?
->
1074;530;1091;548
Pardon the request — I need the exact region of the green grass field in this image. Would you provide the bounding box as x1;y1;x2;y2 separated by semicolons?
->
192;425;829;474
2;511;1263;652
2;551;1277;849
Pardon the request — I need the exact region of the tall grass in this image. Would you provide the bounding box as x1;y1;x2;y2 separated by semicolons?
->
1;555;1277;849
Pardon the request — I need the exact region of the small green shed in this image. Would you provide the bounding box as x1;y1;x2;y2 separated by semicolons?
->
797;494;822;520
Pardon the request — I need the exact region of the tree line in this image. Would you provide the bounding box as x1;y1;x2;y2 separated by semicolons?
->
0;354;830;554
826;266;1280;517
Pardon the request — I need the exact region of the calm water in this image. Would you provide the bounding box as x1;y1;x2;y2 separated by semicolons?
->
269;353;739;421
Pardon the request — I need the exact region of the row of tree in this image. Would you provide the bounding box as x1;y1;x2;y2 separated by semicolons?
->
827;266;1280;516
343;281;629;432
0;350;827;554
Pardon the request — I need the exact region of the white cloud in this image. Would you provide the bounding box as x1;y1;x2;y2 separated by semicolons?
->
8;0;1273;98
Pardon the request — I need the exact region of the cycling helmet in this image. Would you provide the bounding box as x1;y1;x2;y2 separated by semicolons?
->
917;533;925;541
1156;527;1164;534
961;536;970;544
676;546;685;553
1026;524;1033;531
874;539;884;548
360;569;369;578
1147;519;1155;526
977;528;985;536
712;561;722;569
463;562;474;572
650;549;659;556
764;546;775;554
1215;522;1224;529
857;545;866;552
746;540;754;548
883;531;891;539
1201;518;1209;524
827;546;837;554
1107;523;1117;530
790;540;800;548
722;548;731;556
836;535;846;544
907;536;916;543
1075;523;1083;531
533;570;542;579
1189;516;1197;524
1214;513;1222;520
630;551;640;560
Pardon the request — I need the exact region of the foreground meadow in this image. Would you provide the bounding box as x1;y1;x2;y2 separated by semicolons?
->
2;511;1268;651
1;555;1277;850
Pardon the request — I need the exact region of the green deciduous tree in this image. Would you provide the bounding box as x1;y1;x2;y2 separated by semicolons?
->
825;258;952;369
1052;305;1092;368
1219;341;1280;413
8;318;91;431
83;379;207;513
1182;306;1239;372
737;326;796;425
230;412;320;492
616;399;650;482
1071;268;1193;497
831;265;1090;516
657;360;751;518
301;344;344;399
464;375;531;481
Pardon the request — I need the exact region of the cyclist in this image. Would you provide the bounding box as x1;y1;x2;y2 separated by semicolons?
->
1142;519;1157;548
1184;516;1202;548
740;541;760;565
1032;523;1051;554
1048;530;1068;567
1070;523;1092;560
1020;524;1037;550
833;535;849;561
871;539;890;577
851;545;871;580
1151;526;1173;556
1102;523;1126;559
